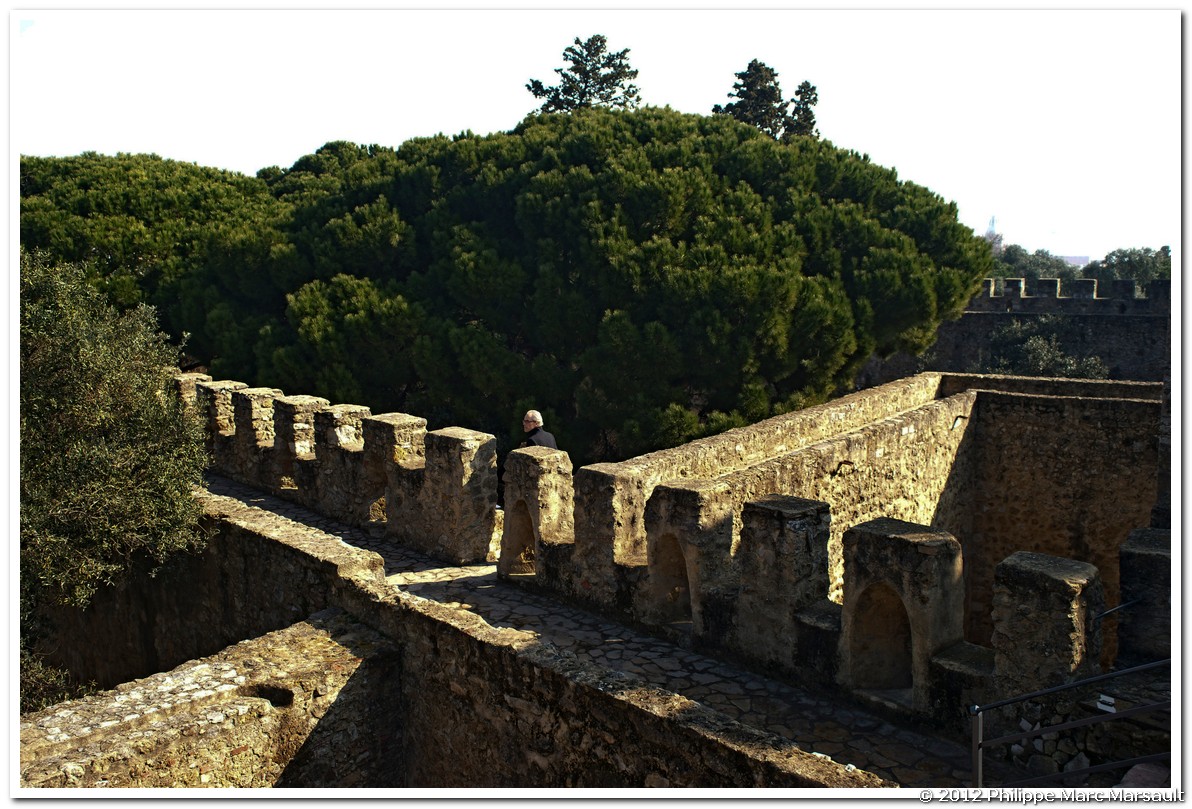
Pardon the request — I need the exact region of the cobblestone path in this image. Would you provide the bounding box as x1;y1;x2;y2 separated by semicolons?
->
206;474;1013;788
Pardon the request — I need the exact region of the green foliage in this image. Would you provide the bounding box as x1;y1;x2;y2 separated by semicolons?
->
713;59;791;139
20;153;284;349
787;80;820;139
1082;246;1170;286
981;315;1109;379
20;108;989;465
20;250;209;610
710;59;815;141
712;59;818;141
527;34;641;113
247;108;986;461
20;637;97;715
990;243;1078;282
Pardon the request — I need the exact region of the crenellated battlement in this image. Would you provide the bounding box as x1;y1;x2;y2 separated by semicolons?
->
183;377;499;564
172;370;1165;733
967;277;1170;314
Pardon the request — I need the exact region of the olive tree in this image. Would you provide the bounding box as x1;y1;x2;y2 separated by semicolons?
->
21;249;208;711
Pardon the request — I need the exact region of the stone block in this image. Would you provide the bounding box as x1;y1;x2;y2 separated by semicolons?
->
1064;278;1097;299
364;413;428;508
274;395;330;482
927;641;994;731
1111;278;1139;300
1144;279;1171;308
793;600;842;686
195;379;248;437
364;413;427;467
229;387;283;486
1118;528;1171;665
232;387;283;449
570;464;628;597
642;478;734;634
991;551;1104;699
732;496;831;670
313;404;371;455
419;427;498;564
171;372;212;408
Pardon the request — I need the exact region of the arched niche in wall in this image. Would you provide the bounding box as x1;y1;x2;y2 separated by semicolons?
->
848;581;913;694
649;533;692;625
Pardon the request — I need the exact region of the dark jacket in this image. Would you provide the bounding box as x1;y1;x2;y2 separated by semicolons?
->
520;427;557;450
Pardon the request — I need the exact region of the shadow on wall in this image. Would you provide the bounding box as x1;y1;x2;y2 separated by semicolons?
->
275;611;406;788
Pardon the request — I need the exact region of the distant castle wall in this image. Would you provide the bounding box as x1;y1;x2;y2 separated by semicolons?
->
857;278;1171;386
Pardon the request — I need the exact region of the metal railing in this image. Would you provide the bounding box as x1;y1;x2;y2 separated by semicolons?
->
970;658;1170;787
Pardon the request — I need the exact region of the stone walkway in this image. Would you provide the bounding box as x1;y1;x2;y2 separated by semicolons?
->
206;474;1018;788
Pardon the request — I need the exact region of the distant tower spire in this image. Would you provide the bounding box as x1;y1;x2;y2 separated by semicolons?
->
984;216;1003;256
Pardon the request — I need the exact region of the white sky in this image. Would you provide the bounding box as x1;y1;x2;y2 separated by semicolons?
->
8;3;1184;261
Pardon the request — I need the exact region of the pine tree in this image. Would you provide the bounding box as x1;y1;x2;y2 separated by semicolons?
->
713;59;791;139
714;60;819;141
526;34;641;113
786;80;820;139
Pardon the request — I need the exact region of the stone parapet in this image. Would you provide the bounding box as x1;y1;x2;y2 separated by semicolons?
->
731;496;832;672
991;551;1105;697
416;427;499;563
20;609;403;788
499;446;574;579
167;370;1165;735
192;378;247;456
178;376;501;566
568;374;948;590
22;491;892;790
966;277;1169;314
1117;528;1171;666
274;395;330;485
641;477;735;635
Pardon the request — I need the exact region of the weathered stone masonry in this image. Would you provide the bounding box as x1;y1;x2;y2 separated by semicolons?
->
170;370;1163;721
22;489;888;788
23;366;1168;787
858;277;1171;386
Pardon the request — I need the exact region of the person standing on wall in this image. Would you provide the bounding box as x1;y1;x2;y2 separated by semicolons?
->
519;410;558;449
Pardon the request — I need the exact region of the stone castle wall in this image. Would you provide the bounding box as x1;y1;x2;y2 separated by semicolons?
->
857;278;1171;386
168;372;1162;701
963;391;1159;651
24;368;1168;786
172;372;1161;671
22;609;405;788
24;494;888;789
38;487;391;691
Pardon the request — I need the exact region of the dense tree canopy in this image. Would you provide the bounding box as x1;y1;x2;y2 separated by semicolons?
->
1082;246;1171;286
990;243;1079;281
20;152;284;352
526;34;641;113
980;315;1108;379
20;108;990;464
